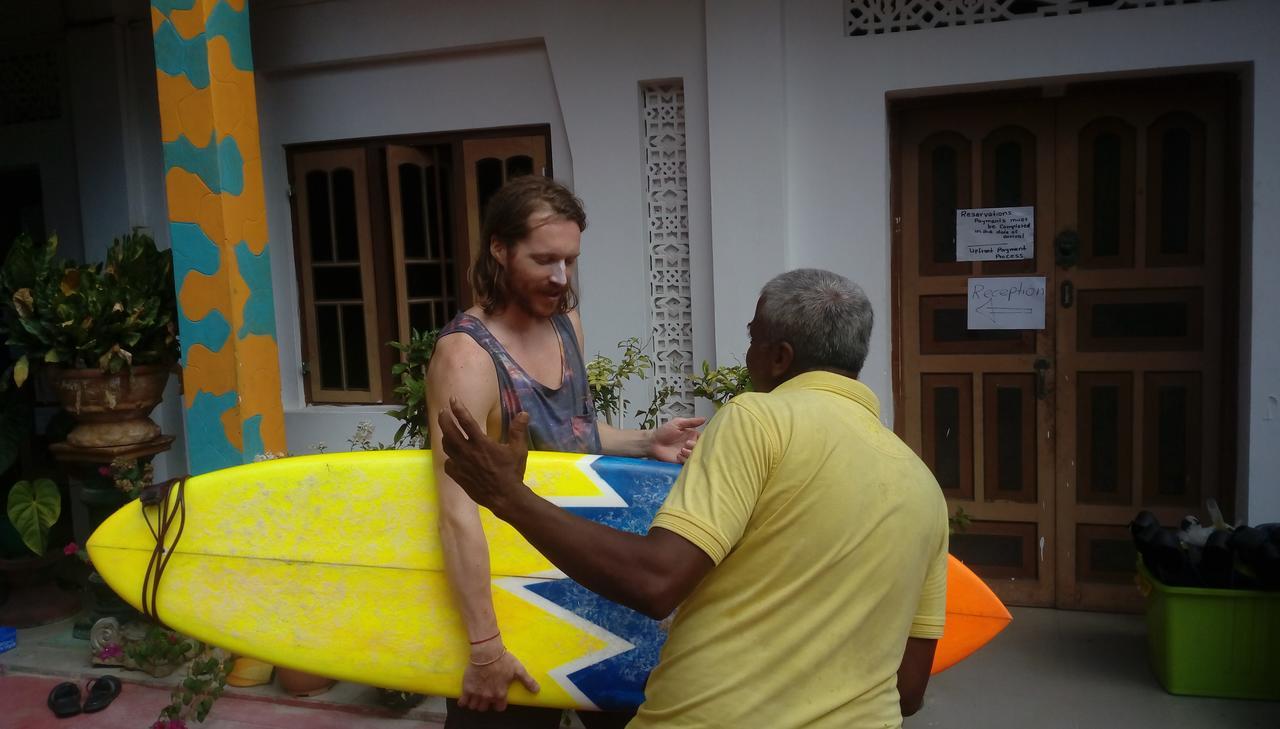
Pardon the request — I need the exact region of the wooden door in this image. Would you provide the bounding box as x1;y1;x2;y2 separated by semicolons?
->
893;74;1238;610
1053;78;1233;610
898;99;1059;606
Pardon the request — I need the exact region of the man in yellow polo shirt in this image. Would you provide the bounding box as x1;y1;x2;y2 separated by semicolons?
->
439;268;949;728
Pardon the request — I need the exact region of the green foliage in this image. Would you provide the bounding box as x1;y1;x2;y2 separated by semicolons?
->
949;506;972;534
158;645;231;725
635;385;676;431
687;360;752;407
587;337;655;427
386;328;439;447
0;230;179;385
125;625;197;669
6;477;60;556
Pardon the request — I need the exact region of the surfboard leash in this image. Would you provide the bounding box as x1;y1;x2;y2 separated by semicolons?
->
139;476;189;624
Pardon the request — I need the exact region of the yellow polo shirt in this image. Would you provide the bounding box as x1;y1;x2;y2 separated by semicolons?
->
635;371;949;729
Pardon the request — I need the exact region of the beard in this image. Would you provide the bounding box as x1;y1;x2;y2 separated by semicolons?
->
506;272;572;319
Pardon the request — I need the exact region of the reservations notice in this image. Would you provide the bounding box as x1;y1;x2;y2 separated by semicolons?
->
956;206;1034;261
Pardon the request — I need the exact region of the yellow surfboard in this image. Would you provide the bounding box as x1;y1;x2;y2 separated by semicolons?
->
88;450;1008;710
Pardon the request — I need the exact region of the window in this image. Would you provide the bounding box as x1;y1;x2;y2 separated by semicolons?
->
287;126;551;404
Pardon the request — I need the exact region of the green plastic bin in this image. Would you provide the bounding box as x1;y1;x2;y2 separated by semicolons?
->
1136;561;1280;700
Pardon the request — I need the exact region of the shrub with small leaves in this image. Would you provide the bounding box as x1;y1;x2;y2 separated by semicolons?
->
386;328;439;447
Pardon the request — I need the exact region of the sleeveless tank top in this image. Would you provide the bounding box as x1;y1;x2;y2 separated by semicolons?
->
438;312;602;454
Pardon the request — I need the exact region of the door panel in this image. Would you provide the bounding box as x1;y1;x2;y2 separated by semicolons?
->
1053;79;1230;611
898;100;1058;607
894;74;1237;611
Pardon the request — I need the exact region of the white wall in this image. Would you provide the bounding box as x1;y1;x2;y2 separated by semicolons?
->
753;0;1279;520
249;0;714;449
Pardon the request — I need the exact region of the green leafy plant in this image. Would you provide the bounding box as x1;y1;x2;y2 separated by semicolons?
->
687;361;752;408
6;477;60;555
949;506;972;534
635;384;677;431
587;337;655;427
155;644;232;727
0;230;178;387
386;328;439;447
125;624;198;670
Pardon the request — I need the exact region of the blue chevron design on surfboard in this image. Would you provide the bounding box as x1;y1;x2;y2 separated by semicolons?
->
531;457;681;709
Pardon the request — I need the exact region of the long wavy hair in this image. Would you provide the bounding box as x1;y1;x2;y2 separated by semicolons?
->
470;176;587;315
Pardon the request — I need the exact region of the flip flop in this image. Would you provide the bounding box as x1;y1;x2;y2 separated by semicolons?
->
47;681;81;718
82;675;122;713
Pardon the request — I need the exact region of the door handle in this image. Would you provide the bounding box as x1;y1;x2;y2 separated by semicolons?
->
1055;228;1079;269
1060;280;1074;309
1034;358;1051;401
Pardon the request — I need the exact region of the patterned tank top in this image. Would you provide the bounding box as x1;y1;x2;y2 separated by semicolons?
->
438;312;602;454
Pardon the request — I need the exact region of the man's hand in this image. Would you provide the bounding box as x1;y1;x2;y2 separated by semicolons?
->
648;417;706;464
437;398;530;514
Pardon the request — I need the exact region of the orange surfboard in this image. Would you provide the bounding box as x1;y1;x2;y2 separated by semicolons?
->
934;555;1012;673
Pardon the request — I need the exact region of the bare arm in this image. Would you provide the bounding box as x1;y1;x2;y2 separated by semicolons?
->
439;398;715;619
427;335;536;710
896;637;937;717
570;310;704;461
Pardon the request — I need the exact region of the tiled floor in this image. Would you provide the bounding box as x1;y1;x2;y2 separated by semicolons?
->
4;607;1277;728
908;607;1278;729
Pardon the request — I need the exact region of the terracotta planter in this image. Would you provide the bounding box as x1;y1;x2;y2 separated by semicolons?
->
48;365;170;448
276;667;337;697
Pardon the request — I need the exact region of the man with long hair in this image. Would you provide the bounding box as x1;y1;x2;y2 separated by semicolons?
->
427;175;703;728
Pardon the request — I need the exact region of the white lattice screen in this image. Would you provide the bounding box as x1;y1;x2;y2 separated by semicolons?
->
641;81;695;421
846;0;1229;36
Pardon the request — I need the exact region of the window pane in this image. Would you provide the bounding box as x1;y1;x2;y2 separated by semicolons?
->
398;163;426;259
312;265;362;301
476;157;504;222
332;168;359;262
438;166;454;262
341;304;369;390
506;155;534;178
316;304;342;390
407;262;444;299
409;302;433;333
424;164;440;260
305;170;332;263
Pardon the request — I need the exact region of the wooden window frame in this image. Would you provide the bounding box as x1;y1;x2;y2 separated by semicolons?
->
286;125;553;405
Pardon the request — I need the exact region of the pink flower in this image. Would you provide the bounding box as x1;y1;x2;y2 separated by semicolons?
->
63;543;79;556
98;466;111;477
96;642;122;659
152;721;188;729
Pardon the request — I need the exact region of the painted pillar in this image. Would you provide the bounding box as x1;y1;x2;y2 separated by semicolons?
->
150;0;285;474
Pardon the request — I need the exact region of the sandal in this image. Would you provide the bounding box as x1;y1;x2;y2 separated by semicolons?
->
82;674;122;713
47;681;81;718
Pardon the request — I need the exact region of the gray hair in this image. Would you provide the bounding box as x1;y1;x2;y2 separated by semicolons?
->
757;269;874;377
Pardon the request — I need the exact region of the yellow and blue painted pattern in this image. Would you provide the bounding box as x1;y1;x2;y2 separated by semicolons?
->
87;451;678;710
150;0;285;473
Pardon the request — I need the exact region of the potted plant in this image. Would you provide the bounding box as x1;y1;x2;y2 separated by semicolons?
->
0;230;179;448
